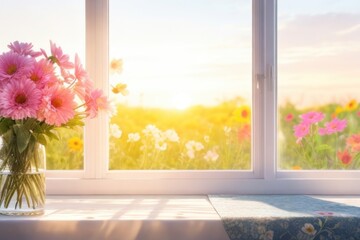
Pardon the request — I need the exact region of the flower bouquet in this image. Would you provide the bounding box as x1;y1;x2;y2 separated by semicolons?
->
0;41;109;215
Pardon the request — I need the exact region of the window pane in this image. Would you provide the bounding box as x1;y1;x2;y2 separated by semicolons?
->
109;0;252;170
278;0;360;170
0;0;85;170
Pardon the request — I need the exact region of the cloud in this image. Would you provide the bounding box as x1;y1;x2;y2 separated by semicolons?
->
279;12;360;68
278;12;360;105
279;13;360;47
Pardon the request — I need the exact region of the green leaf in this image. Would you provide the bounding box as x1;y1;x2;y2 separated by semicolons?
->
33;133;48;146
64;116;85;128
318;218;323;228
13;124;31;153
0;118;15;135
1;129;14;145
315;144;333;152
46;130;60;141
23;118;38;130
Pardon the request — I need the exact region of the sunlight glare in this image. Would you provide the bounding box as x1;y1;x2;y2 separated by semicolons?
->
171;93;192;110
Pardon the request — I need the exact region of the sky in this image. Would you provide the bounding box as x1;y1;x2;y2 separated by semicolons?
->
0;0;85;66
109;0;252;108
278;0;360;108
1;0;359;109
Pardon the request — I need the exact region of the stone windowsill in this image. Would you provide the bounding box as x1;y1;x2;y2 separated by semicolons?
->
0;195;230;240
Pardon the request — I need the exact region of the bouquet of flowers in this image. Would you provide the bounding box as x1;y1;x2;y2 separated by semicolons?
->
0;41;109;214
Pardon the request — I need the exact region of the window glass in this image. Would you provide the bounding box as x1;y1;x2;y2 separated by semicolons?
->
109;0;252;170
278;0;360;170
0;0;85;170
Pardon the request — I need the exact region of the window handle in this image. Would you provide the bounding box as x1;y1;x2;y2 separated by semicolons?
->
256;73;265;90
266;64;273;91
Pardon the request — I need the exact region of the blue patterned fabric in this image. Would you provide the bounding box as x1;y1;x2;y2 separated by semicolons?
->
208;195;360;240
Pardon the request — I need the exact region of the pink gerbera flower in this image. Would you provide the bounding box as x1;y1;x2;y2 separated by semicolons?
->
0;52;34;81
28;59;56;88
0;78;42;120
74;54;87;82
8;41;42;57
300;111;325;124
39;85;76;126
73;54;93;99
85;89;110;118
41;41;74;69
294;122;310;138
324;118;347;134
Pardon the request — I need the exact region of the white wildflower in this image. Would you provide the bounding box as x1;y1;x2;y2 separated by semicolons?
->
127;133;140;142
223;126;231;136
155;142;167;151
187;150;195;159
163;129;179;142
185;140;204;152
195;142;204;151
143;124;161;137
204;150;219;162
110;124;122;139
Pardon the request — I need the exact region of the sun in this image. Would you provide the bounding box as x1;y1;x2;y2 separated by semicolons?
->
171;93;192;110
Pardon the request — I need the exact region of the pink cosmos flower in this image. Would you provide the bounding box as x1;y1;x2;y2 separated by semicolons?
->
285;113;294;122
0;52;34;81
8;41;42;57
324;118;347;134
39;85;76;126
0;78;42;120
300;111;325;124
294;122;310;138
346;134;360;152
85;89;110;118
41;41;74;69
318;127;328;136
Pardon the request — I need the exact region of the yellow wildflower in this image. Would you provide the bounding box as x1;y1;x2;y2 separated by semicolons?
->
345;99;358;111
291;165;302;170
112;83;128;96
335;106;344;114
110;58;123;74
68;137;83;152
233;105;251;123
332;106;344;118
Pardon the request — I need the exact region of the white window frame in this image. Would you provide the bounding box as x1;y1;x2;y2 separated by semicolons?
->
46;0;360;195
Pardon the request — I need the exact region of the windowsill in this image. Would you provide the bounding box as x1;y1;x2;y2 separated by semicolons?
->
1;195;360;240
0;195;230;240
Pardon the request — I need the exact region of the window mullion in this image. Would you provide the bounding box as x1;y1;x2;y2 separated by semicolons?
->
85;0;109;179
252;0;266;178
264;0;277;180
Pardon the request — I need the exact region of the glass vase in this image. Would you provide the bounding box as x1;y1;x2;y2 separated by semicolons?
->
0;136;46;216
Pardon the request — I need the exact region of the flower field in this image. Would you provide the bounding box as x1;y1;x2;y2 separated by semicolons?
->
46;98;252;170
279;99;360;170
108;99;251;170
46;97;360;171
